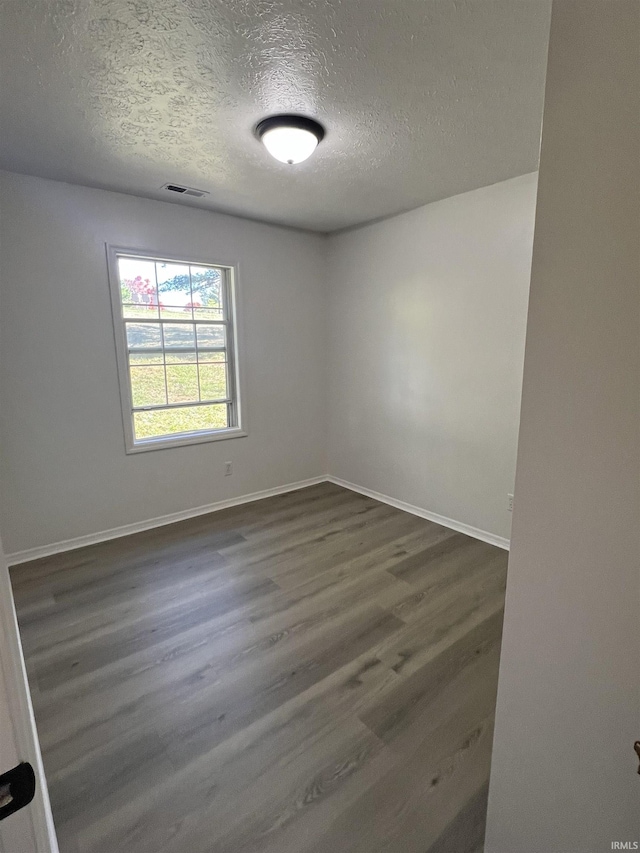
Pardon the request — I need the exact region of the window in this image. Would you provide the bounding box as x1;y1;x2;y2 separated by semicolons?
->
107;246;243;452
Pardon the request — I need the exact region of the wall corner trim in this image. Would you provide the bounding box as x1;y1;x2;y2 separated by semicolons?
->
326;476;510;551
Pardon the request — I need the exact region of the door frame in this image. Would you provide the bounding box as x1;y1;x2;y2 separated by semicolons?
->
0;535;58;853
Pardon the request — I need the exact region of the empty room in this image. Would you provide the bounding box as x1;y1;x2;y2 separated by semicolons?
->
0;2;638;852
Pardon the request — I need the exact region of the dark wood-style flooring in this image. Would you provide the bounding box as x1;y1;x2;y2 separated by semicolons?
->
10;482;508;853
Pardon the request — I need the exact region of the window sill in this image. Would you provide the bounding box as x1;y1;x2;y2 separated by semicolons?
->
125;427;247;454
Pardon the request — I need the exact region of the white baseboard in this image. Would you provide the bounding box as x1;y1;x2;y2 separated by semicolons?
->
326;476;510;551
7;473;509;566
6;476;327;566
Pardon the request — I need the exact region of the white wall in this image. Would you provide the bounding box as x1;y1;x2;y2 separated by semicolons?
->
485;2;639;850
326;173;537;542
0;171;327;554
0;170;538;557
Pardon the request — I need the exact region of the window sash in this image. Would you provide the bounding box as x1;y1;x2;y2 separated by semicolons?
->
107;246;242;451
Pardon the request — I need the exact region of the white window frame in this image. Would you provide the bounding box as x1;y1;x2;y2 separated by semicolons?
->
106;244;246;453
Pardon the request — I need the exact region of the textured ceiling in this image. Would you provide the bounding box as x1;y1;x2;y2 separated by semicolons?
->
0;0;551;232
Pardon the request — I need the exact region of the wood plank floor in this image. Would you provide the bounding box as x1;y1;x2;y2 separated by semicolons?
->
10;483;508;853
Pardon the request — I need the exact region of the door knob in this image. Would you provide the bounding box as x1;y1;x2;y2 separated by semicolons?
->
0;763;35;821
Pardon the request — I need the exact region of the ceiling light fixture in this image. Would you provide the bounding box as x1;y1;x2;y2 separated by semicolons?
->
256;115;325;165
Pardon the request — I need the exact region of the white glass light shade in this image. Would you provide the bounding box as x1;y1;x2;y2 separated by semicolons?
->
261;126;319;165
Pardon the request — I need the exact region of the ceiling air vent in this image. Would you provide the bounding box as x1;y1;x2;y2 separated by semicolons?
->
161;183;209;199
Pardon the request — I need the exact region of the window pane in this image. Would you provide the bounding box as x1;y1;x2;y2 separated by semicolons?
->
196;324;225;348
191;265;224;320
156;262;193;320
197;350;226;364
199;363;227;400
129;352;163;365
193;306;224;322
165;351;197;364
122;303;159;319
134;404;228;440
130;366;167;407
166;364;199;403
160;305;194;321
162;323;195;349
118;258;159;318
126;323;162;349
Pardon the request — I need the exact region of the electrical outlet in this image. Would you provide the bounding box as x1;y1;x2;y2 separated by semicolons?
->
224;461;233;477
507;493;514;512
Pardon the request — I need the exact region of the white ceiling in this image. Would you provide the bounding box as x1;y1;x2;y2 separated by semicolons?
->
0;0;551;233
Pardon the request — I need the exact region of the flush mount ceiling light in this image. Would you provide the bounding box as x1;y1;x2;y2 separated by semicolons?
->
256;115;325;165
